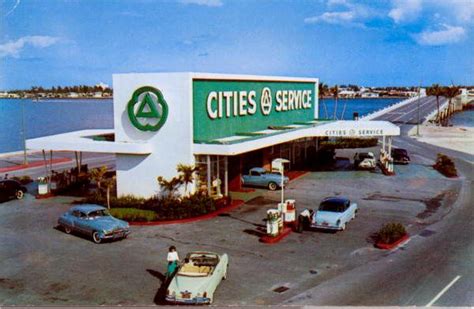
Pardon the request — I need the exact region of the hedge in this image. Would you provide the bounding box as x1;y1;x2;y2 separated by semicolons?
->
109;208;158;222
433;153;458;178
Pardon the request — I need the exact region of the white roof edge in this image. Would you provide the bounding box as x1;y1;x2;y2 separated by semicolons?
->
113;72;318;83
26;129;152;155
194;121;400;156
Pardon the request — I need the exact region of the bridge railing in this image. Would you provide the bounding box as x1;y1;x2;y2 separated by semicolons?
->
361;95;426;121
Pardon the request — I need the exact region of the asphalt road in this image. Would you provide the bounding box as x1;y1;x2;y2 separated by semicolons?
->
374;95;448;124
285;97;473;306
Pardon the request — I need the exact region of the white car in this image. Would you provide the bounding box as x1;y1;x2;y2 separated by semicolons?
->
354;152;376;170
166;251;228;304
300;197;358;231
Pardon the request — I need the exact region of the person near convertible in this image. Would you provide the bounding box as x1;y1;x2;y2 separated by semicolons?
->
166;246;180;279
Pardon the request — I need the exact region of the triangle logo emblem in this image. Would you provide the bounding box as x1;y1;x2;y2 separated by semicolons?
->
136;93;161;118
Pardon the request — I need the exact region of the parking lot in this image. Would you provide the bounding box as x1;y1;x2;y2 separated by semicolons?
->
0;158;462;305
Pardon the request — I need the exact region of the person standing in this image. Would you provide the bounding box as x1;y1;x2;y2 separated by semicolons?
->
166;246;179;278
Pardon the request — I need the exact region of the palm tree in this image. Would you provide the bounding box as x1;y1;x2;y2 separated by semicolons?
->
177;164;197;196
102;176;116;209
330;85;339;120
90;166;108;191
443;86;460;126
318;82;329;119
157;176;183;198
427;84;444;125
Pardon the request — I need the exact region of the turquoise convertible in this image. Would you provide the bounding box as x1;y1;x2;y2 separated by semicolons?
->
166;251;228;304
57;204;130;243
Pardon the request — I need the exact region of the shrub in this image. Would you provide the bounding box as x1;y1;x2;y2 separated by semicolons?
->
433;153;458;177
80;192;219;222
376;222;407;244
109;208;158;222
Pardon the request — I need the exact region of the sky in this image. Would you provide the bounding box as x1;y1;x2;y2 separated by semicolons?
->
1;0;473;89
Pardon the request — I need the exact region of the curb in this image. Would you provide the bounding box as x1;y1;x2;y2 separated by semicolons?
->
375;234;410;250
129;199;245;226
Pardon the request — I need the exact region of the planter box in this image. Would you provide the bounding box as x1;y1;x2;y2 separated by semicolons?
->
375;234;409;250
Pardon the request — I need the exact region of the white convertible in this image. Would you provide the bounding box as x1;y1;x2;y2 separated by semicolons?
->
300;197;358;231
166;251;228;304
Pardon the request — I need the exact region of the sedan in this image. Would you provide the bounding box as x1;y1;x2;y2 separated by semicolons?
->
242;167;289;191
0;179;27;203
391;148;410;164
58;204;130;243
166;251;228;304
300;197;358;231
354;152;376;170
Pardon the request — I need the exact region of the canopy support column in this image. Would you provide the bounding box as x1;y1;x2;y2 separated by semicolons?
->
224;156;228;197
207;155;211;196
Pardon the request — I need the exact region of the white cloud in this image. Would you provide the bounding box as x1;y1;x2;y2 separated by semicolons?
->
305;1;375;27
179;0;222;7
305;11;355;24
437;0;474;23
389;0;422;23
0;36;60;58
415;24;466;45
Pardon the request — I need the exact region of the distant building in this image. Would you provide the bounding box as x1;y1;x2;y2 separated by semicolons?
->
93;92;103;98
361;92;379;98
339;90;356;98
68;92;79;98
96;82;109;90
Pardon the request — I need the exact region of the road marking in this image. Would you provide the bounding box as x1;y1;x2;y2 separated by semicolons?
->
426;275;461;307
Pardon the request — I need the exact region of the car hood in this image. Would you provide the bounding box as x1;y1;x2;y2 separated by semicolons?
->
314;211;342;224
91;217;129;231
169;275;210;295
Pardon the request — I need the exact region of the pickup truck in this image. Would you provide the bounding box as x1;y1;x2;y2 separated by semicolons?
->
241;167;289;191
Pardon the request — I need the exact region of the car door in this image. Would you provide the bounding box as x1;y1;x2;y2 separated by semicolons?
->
0;182;7;202
246;170;261;186
341;202;352;224
74;211;91;234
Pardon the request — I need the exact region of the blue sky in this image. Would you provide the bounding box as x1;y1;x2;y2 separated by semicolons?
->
1;0;473;89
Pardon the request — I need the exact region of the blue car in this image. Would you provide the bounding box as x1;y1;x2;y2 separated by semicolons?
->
299;197;358;231
241;167;289;191
58;204;130;244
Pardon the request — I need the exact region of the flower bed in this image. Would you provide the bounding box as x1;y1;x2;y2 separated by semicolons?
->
374;222;408;250
81;192;232;222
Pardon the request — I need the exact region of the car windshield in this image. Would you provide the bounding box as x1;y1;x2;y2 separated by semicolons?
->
359;153;373;159
394;149;407;155
87;209;110;218
319;201;345;212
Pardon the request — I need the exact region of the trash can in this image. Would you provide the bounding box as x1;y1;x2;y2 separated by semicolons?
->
266;209;280;236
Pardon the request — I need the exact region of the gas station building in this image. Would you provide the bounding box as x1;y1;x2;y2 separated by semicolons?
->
27;73;400;198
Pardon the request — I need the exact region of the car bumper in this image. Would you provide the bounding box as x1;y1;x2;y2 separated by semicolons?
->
102;229;130;239
311;224;342;231
165;296;210;304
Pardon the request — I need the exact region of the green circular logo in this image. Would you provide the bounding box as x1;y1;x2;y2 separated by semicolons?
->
127;86;168;132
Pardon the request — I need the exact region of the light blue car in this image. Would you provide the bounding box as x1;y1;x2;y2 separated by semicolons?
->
300;197;358;231
58;204;130;243
241;167;289;191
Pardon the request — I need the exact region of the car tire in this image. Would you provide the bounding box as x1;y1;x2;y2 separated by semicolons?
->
15;190;24;200
341;223;346;231
92;231;102;244
268;182;277;191
64;225;72;234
